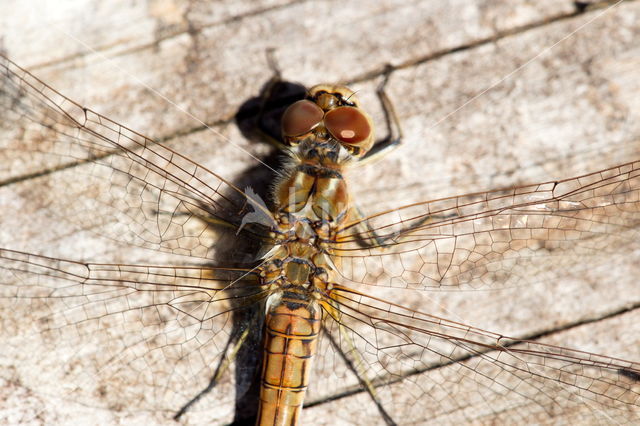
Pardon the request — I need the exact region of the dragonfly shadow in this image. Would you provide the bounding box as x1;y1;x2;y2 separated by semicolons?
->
233;77;308;204
174;77;307;425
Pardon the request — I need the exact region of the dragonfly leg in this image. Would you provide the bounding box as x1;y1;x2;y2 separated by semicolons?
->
173;313;258;421
356;65;403;166
345;203;458;249
321;295;398;426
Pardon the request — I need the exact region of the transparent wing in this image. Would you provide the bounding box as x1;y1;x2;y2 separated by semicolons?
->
0;248;266;422
333;162;640;290
2;52;639;425
308;285;640;424
0;54;270;262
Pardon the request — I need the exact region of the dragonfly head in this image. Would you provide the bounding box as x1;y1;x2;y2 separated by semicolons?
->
281;84;374;158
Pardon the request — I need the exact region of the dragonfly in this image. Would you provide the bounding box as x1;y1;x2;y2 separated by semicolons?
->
0;52;639;426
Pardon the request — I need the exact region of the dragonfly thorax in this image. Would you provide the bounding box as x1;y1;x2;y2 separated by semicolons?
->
273;159;351;224
260;239;333;291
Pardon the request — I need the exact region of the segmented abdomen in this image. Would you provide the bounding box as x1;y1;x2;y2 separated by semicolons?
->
258;290;323;426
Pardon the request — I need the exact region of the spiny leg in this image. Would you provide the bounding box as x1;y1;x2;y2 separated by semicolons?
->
346;65;459;247
344;203;459;249
320;293;398;426
355;64;404;166
173;305;263;421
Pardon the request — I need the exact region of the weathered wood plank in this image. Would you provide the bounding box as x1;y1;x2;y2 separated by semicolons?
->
1;0;639;424
1;0;577;180
0;0;295;67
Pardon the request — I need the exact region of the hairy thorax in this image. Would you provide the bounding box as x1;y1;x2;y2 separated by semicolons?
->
258;84;374;297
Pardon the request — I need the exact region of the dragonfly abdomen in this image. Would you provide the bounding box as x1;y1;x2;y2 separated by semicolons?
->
258;289;323;426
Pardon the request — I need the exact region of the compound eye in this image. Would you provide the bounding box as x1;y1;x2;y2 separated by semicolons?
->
282;100;324;137
324;106;371;144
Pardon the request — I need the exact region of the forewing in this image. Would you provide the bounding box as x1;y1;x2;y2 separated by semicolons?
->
0;54;269;262
334;162;640;290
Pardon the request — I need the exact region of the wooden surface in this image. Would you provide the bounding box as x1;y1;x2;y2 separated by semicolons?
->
1;0;640;424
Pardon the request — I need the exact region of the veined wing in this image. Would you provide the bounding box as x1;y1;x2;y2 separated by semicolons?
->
333;161;640;290
308;284;640;424
0;54;272;262
0;248;266;422
3;251;637;425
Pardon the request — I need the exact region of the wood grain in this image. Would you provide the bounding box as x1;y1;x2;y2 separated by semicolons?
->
1;0;639;424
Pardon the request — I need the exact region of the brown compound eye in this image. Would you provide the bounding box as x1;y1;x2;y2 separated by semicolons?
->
324;106;371;144
281;100;324;137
